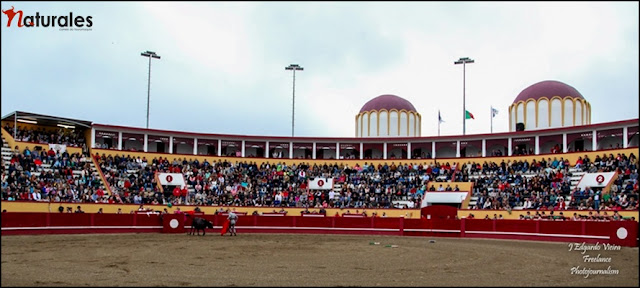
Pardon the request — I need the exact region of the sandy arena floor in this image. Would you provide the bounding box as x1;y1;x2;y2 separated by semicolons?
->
1;233;638;287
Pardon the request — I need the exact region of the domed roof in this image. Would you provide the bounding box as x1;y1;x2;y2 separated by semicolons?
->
359;94;417;113
514;80;584;103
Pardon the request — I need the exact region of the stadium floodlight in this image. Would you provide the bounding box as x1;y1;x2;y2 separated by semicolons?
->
454;57;474;135
285;64;304;137
141;51;161;129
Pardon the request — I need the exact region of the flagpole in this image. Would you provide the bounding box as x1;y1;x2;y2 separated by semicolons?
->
438;110;441;136
490;106;493;134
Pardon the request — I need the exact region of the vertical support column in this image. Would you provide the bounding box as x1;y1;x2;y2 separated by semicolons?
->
143;134;148;152
407;142;411;159
383;143;387;160
265;141;270;158
592;130;597;151
456;140;461;158
507;137;512;156
91;128;96;148
360;143;364;160
169;136;173;154
481;139;486;157
241;140;246;158
217;139;222;156
623;127;628;148
117;131;123;150
193;138;198;155
312;142;316;159
535;135;540;155
335;143;339;159
431;142;436;159
562;133;567;153
290;142;294;159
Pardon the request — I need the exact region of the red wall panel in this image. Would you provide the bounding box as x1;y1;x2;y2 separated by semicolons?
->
538;220;582;235
295;216;333;228
1;212;47;227
495;219;536;233
334;217;372;228
372;217;401;229
93;214;135;226
134;214;162;226
583;221;612;237
257;216;295;227
2;213;637;247
464;219;494;232
48;213;92;226
430;219;461;231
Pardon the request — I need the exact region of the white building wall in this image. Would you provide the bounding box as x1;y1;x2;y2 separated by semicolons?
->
362;113;369;137
537;99;549;129
369;112;378;137
564;98;574;126
575;101;583;126
389;111;398;136
510;106;516;131
516;102;525;127
409;114;415;137
550;98;562;128
399;112;407;137
379;111;388;136
525;100;536;130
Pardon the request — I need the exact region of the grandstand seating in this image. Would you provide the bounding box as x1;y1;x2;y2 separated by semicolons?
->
1;132;107;202
2;122;638;220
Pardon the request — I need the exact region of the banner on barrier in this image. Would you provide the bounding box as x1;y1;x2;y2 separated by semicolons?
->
158;173;186;187
308;178;334;190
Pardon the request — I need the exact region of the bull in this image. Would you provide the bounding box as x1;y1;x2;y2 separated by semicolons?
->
189;217;213;236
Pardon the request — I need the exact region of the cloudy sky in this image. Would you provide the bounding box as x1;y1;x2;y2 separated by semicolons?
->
2;1;638;138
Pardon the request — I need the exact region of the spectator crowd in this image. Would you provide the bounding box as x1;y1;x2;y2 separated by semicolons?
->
4;124;87;148
1;126;637;222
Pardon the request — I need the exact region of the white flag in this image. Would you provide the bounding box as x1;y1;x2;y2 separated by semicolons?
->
491;107;499;118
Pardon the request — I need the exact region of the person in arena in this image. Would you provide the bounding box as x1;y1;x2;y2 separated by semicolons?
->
227;211;238;236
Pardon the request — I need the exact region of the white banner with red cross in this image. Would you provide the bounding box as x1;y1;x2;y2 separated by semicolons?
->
308;177;334;190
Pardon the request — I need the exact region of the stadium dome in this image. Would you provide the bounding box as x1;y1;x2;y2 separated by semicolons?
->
509;80;591;132
359;94;417;113
356;94;421;137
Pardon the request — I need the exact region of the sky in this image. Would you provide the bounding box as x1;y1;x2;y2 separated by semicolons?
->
1;1;638;138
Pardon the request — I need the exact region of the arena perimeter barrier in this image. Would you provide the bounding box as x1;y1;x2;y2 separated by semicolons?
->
1;212;637;247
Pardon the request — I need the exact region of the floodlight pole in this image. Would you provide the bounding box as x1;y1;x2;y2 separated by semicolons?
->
141;51;161;129
454;57;474;135
285;64;304;137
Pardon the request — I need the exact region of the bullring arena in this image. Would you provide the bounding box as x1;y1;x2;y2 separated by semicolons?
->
2;80;640;286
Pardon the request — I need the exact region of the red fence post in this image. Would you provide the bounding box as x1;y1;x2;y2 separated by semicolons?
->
292;216;296;227
535;220;540;234
45;213;51;227
460;218;466;237
90;213;95;226
399;217;404;236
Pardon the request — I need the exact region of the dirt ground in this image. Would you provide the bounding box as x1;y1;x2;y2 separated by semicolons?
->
1;233;638;287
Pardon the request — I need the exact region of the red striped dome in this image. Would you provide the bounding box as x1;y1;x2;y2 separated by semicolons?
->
514;80;584;103
359;94;417;113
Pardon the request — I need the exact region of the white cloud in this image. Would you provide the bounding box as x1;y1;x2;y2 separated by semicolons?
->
1;2;637;138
